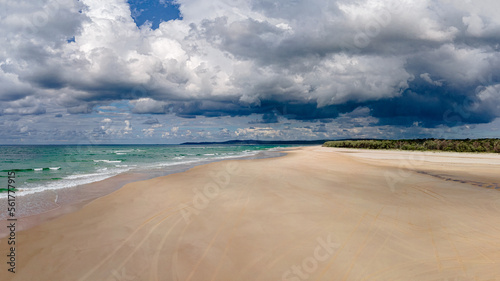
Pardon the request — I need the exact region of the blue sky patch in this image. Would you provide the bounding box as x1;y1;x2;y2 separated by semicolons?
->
128;0;182;29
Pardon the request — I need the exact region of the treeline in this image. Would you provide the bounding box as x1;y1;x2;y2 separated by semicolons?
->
323;139;500;153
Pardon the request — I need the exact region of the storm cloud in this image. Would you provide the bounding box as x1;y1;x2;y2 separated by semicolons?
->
1;0;500;143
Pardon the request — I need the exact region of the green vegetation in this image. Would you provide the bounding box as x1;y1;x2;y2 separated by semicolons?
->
323;139;500;153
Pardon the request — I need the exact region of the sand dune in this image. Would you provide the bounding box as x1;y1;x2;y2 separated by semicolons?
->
1;147;500;280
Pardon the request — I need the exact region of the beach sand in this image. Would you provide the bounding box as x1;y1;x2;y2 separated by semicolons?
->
1;146;500;280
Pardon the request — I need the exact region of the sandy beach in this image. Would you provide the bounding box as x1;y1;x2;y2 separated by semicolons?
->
1;146;500;281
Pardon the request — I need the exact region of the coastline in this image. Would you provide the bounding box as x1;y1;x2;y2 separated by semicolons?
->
0;148;288;235
1;146;500;280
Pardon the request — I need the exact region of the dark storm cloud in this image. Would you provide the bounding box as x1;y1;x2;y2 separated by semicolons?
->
260;112;279;124
1;0;500;130
146;99;364;123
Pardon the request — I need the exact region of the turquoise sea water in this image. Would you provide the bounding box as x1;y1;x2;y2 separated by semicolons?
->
0;144;285;198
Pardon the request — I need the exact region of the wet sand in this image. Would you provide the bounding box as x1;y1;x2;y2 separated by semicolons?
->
1;146;500;280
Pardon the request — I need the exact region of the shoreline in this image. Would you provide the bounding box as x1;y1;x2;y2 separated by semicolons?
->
1;147;500;280
0;148;289;236
0;172;153;238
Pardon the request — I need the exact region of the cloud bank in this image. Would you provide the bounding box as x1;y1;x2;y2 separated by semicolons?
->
1;0;500;142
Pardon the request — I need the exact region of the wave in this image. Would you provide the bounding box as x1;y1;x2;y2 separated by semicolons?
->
0;146;276;199
113;149;144;154
0;167;131;198
93;160;122;163
65;172;112;180
1;167;61;172
151;149;262;169
26;177;63;182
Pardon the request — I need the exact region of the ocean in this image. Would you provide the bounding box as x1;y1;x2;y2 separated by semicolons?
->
0;144;287;198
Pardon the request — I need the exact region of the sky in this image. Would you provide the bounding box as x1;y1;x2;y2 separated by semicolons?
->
0;0;500;144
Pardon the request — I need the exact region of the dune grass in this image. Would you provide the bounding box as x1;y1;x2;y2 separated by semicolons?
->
323;139;500;153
